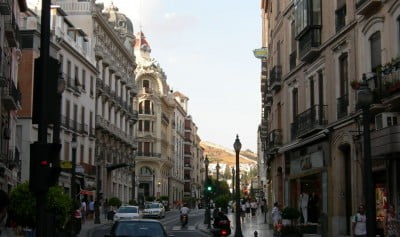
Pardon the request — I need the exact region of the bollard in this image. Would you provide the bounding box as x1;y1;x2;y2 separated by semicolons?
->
254;230;258;237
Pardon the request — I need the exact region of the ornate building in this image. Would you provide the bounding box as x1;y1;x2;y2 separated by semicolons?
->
55;0;138;203
259;0;400;236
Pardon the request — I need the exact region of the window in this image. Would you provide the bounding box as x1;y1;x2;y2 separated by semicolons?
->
140;167;153;175
310;77;315;106
59;54;64;72
73;104;78;130
143;80;150;88
88;148;92;165
82;69;86;90
339;53;348;97
292;88;298;121
370;31;381;71
90;76;94;96
75;66;79;86
295;0;321;36
90;111;93;133
67;61;71;82
66;100;70;120
139;100;152;114
80;145;84;163
81;107;85;130
318;71;324;105
144;120;151;132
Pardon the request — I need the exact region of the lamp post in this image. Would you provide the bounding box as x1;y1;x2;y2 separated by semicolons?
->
71;134;77;200
234;135;243;237
231;167;235;201
203;156;211;228
153;169;156;198
357;74;376;237
158;181;161;198
94;145;102;224
131;160;136;202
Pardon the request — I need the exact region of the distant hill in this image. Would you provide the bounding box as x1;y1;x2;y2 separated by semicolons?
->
200;141;257;166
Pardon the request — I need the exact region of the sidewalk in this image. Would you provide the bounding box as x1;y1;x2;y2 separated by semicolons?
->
198;210;274;236
78;215;110;237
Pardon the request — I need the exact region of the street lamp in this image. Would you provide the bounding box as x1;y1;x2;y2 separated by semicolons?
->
131;159;136;202
158;181;161;198
153;169;156;198
203;156;211;228
71;134;77;200
231;167;235;203
94;144;102;224
357;73;376;237
234;135;243;237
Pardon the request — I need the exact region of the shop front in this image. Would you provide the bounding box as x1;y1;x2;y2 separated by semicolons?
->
284;141;329;234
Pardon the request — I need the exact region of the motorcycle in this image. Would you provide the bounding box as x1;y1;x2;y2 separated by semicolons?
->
211;219;231;237
181;214;188;227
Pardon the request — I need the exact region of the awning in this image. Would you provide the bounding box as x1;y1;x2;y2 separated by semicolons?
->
80;189;94;196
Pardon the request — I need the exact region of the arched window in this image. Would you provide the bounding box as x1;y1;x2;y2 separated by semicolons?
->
140;167;153;176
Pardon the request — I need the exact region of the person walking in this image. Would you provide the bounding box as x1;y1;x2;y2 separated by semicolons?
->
103;199;109;221
351;204;366;237
385;204;400;237
241;200;246;222
271;202;281;225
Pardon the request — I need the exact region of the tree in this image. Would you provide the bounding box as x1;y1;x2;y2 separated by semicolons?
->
108;197;122;207
223;166;232;179
9;182;72;230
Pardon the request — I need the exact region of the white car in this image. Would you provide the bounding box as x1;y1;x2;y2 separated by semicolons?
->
143;202;166;218
113;205;141;221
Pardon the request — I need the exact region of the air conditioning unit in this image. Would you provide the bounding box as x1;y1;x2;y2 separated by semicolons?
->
375;112;400;130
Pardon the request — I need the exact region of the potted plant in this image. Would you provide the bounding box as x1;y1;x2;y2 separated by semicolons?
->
350;80;361;90
280;207;302;237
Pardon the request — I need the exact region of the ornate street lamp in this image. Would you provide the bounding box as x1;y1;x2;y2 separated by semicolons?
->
234;135;243;237
203;156;211;228
357;73;376;236
71;134;77;200
231;167;235;202
131;150;136;202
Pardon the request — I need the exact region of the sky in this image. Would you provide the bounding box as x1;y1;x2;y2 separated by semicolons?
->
98;0;262;152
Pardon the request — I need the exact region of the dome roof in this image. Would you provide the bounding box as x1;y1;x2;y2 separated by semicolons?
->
105;2;134;35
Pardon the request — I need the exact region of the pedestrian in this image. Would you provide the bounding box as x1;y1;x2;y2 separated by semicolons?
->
351;204;366;237
385;204;400;237
80;199;87;224
260;198;266;214
245;200;251;217
271;202;281;225
88;197;95;221
0;189;14;237
241;200;246;221
103;199;109;220
250;199;257;216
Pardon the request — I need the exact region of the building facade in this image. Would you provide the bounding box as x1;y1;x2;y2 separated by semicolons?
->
0;0;27;192
259;0;400;236
55;0;138;203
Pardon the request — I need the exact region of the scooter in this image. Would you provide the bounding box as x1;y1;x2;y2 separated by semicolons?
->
211;220;231;237
181;214;188;227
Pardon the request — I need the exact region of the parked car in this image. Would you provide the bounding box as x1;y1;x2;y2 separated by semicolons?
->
143;202;166;218
113;205;141;221
105;219;174;237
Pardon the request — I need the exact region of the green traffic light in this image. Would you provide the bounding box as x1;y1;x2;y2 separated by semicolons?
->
207;186;212;191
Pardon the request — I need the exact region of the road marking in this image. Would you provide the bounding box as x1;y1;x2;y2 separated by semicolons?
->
171;225;197;231
172;226;181;231
188;226;196;230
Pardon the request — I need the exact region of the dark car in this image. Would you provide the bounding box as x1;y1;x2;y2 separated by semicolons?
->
105;219;174;237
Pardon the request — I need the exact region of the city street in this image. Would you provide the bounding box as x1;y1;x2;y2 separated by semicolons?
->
80;208;274;237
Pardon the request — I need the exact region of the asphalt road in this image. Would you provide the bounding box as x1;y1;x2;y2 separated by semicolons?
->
89;209;212;237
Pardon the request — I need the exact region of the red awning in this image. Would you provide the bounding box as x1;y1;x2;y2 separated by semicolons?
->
80;190;94;196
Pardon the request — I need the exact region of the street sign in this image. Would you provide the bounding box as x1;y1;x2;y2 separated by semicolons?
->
61;160;72;169
253;47;268;59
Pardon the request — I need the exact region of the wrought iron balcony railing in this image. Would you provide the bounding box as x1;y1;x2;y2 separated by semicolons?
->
292;104;328;138
269;65;282;92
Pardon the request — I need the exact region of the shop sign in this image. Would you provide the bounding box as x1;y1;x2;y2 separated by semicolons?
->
291;150;324;175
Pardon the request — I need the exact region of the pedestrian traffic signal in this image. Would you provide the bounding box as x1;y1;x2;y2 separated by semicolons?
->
29;143;61;194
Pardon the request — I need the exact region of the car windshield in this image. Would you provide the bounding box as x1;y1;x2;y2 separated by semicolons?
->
145;204;160;209
117;207;138;213
115;221;166;237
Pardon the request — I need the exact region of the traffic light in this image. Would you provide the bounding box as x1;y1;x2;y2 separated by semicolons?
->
207;185;212;192
29;143;61;194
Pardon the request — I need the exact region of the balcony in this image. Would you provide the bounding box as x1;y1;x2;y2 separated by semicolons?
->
335;5;346;33
0;0;11;15
4;14;19;47
356;0;382;16
371;125;400;158
269;65;282;92
2;79;21;110
96;77;104;93
292;104;327;138
298;27;321;62
289;50;297;71
337;94;349;119
265;89;273;103
268;129;282;149
95;115;136;147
